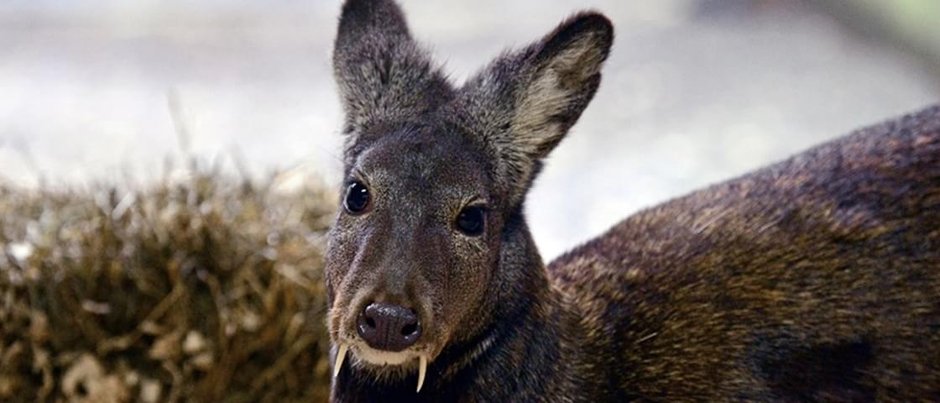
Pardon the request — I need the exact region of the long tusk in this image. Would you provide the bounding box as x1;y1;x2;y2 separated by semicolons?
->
416;355;428;392
333;344;349;378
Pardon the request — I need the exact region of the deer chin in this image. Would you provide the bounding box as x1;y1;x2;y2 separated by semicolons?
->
333;343;431;392
354;345;416;366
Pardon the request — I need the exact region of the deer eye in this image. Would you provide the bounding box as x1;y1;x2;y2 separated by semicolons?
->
344;181;371;214
456;205;485;236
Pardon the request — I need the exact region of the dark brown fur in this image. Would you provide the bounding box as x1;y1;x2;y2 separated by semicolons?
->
324;1;940;401
552;105;940;401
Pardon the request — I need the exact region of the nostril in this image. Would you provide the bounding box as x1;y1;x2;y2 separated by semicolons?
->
365;317;376;328
401;323;418;336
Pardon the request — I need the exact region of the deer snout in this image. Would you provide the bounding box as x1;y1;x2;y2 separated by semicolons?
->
357;302;422;351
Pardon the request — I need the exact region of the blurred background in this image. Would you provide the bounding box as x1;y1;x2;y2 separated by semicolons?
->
2;0;939;260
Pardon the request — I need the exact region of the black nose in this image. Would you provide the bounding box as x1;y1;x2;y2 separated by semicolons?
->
357;302;422;351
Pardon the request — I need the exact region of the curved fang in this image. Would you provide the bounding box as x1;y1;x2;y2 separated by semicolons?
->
333;344;349;378
416;355;428;392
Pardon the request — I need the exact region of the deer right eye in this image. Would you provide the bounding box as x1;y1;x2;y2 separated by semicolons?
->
344;181;371;214
456;205;486;236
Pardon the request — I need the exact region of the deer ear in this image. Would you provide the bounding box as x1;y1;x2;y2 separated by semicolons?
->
453;12;613;204
333;0;452;145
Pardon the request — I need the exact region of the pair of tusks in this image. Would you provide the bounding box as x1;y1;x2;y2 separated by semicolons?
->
333;344;429;392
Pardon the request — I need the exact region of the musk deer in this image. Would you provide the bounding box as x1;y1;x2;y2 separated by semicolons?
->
324;0;940;400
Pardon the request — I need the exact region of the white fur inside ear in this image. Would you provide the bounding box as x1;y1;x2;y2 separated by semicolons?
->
451;16;610;204
511;34;606;159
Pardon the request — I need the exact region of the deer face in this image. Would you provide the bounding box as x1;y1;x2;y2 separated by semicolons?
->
325;122;502;380
325;0;612;391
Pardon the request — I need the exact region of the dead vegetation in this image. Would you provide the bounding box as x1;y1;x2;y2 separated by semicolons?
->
0;165;337;402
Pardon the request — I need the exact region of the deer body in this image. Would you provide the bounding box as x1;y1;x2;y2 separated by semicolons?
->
324;0;940;401
551;106;940;400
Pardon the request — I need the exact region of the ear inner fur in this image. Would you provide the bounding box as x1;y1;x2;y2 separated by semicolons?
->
449;12;614;206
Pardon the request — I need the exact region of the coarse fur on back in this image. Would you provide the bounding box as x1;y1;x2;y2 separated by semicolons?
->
323;0;940;401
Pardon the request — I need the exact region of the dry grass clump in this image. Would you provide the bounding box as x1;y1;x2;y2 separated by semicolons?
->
0;166;337;402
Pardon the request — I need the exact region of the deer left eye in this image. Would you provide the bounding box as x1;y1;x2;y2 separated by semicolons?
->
456;206;485;236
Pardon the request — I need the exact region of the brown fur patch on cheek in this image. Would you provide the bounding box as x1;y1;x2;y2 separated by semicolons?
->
437;238;493;344
324;223;362;338
327;303;347;340
324;260;351;338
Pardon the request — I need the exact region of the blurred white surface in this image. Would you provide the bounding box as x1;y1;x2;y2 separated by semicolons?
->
1;0;938;259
